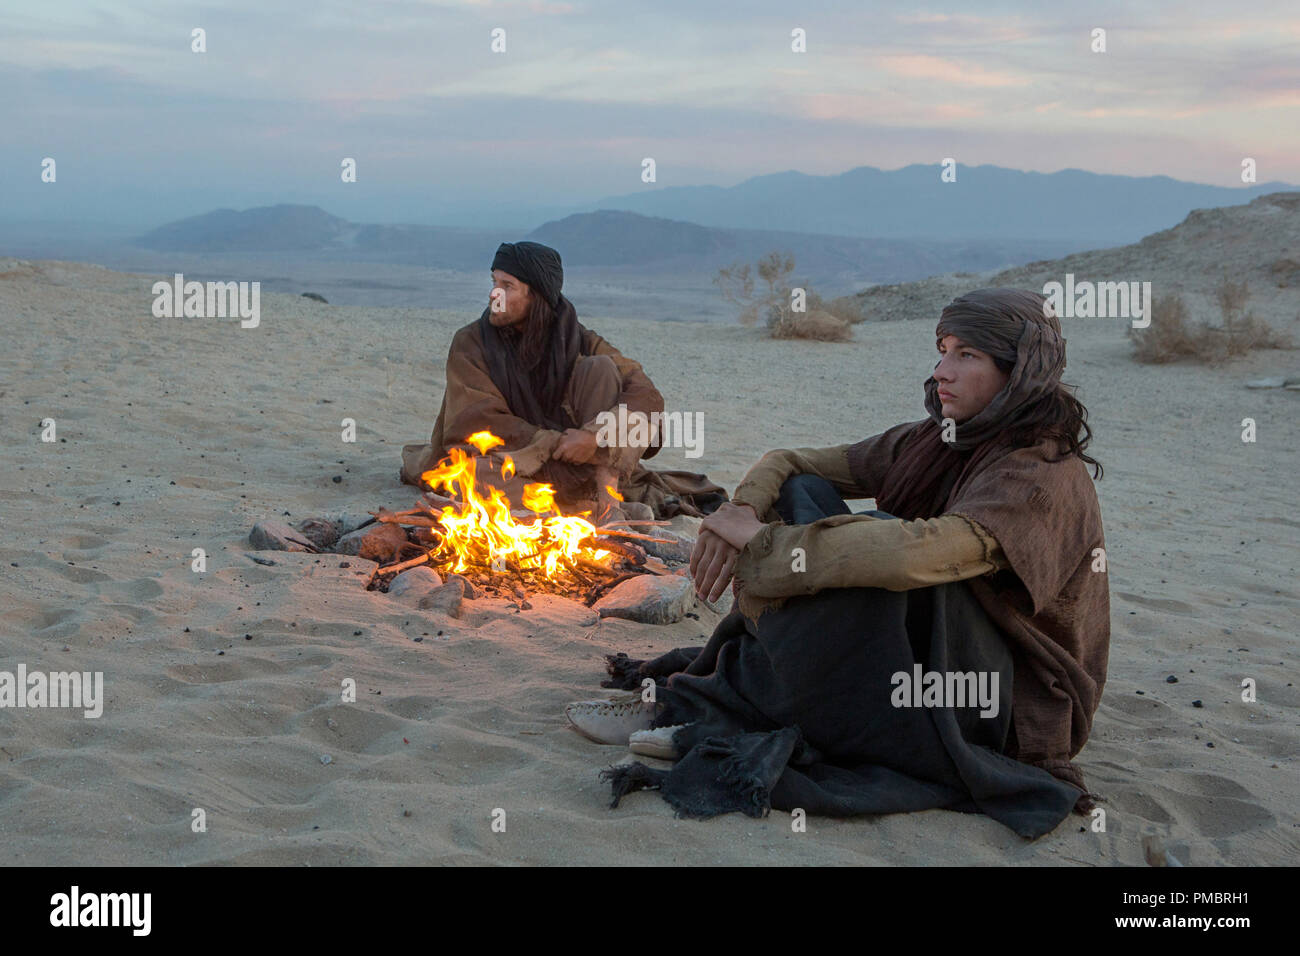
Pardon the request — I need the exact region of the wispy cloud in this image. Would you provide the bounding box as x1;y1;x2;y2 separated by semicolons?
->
0;0;1295;229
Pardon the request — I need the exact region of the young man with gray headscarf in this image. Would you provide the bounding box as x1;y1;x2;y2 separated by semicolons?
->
568;288;1110;839
400;240;727;520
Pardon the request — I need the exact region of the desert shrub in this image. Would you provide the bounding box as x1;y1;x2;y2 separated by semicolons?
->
1267;258;1300;288
771;309;853;342
1129;278;1293;364
1215;275;1250;321
713;251;852;342
1129;294;1200;363
806;289;863;325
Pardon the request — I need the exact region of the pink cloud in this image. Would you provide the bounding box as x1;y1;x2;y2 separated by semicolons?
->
879;54;1029;88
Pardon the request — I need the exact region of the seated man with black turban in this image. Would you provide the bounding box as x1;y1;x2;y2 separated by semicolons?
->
401;240;727;521
567;288;1110;840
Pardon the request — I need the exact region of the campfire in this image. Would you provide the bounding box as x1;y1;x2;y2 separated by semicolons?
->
364;431;672;605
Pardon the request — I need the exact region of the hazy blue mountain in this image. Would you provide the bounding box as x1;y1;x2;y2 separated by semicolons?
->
577;164;1293;245
128;205;1096;289
134;204;356;252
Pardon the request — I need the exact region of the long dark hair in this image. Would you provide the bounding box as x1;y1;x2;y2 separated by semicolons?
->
991;356;1102;478
509;287;556;371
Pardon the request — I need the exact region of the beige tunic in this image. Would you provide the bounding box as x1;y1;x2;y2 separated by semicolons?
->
727;445;1009;619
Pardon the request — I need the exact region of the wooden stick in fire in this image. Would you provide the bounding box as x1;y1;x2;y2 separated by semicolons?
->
584;537;645;566
369;549;435;583
589;528;675;544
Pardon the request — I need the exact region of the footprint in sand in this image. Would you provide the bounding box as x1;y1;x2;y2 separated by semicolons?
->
30;606;79;633
1114;591;1199;614
116;578;164;602
52;563;112;585
171;476;246;491
1150;776;1277;838
164;658;289;685
61;533;110;550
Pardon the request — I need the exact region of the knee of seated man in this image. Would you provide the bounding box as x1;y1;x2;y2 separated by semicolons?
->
575;353;620;380
568;353;623;413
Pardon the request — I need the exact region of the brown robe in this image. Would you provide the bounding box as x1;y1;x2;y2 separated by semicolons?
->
844;420;1110;795
401;320;726;517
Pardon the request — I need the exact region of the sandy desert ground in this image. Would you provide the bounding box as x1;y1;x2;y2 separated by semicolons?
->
0;253;1296;865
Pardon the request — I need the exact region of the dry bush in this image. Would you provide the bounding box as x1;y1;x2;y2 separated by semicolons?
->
770;309;853;342
807;289;864;325
1211;275;1293;357
1267;257;1300;288
1215;275;1250;322
1130;280;1293;365
1216;312;1293;357
714;260;758;324
713;251;852;342
1129;294;1200;363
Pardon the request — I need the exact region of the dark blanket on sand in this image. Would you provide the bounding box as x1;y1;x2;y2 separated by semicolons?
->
601;578;1084;839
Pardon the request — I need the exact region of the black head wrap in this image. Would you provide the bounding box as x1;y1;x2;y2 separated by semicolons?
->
477;240;583;432
491;241;564;310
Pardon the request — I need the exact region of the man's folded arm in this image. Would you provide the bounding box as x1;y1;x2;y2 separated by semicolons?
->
733;511;1008;599
730;445;871;520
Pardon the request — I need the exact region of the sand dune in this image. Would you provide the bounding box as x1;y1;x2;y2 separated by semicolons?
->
0;256;1296;865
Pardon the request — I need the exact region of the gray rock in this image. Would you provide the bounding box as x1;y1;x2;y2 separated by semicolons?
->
333;523;409;561
444;573;477;599
301;292;328;303
249;520;316;552
594;574;693;625
418;577;464;618
387;565;443;598
290;511;375;550
640;529;695;564
326;511;375;536
296;516;341;549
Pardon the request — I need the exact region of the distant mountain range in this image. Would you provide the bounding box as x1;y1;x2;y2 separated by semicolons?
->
576;164;1291;245
130;205;1096;290
125;163;1293;292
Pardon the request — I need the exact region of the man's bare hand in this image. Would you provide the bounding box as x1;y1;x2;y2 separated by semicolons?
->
553;428;599;464
690;528;741;603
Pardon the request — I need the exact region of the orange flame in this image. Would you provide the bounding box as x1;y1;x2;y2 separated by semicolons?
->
465;431;504;455
605;484;624;502
419;432;611;579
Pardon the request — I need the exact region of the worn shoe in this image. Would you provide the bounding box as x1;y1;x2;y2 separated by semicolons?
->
565;694;660;745
628;724;687;759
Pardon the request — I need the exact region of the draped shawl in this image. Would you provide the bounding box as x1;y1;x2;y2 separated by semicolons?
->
477;293;583;432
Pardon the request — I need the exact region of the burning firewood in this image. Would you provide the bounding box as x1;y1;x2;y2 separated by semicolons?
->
361;430;665;601
589;528;675;544
582;537;645;566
